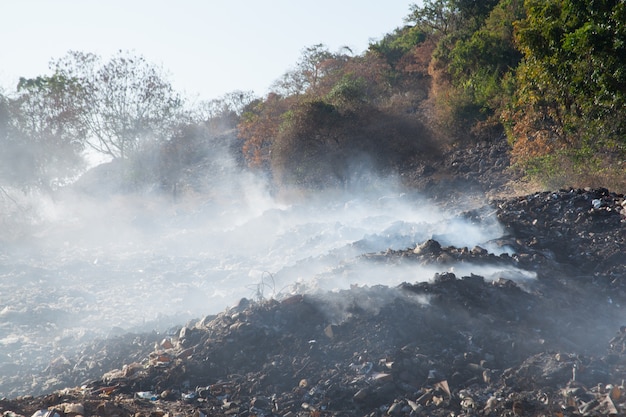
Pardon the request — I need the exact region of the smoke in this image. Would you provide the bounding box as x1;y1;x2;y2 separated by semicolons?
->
0;149;537;396
308;285;432;326
1;173;532;333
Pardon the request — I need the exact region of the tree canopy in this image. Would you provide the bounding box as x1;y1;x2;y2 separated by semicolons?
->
48;50;186;160
1;51;194;193
502;0;626;186
2;0;625;194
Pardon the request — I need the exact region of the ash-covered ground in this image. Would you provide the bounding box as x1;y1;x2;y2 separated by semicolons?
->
1;138;625;416
1;187;625;417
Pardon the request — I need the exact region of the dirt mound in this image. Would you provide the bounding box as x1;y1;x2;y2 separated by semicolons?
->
1;188;625;417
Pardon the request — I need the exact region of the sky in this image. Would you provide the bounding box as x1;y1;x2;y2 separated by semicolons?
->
0;0;419;102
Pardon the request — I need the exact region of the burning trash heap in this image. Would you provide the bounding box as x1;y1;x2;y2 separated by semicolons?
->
1;188;626;417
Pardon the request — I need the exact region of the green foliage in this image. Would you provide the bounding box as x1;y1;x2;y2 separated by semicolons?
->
517;146;626;191
406;0;501;36
406;0;462;36
3;74;86;190
509;0;626;183
326;75;368;109
368;25;427;68
430;0;523;129
3;0;602;193
271;44;351;96
271;99;340;188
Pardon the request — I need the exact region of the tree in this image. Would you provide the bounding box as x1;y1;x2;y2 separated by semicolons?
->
271;44;351;96
271;99;343;188
237;93;293;170
270;97;438;190
447;0;523;115
407;0;461;36
0;75;85;190
407;0;501;35
196;90;257;132
369;25;427;70
498;0;626;188
509;0;626;156
50;50;186;160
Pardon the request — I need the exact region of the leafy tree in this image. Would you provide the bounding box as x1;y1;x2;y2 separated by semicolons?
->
508;0;626;168
1;75;85;190
454;0;504;30
407;0;463;36
326;75;368;110
271;99;342;187
49;50;186;160
447;0;523;115
237;93;293;170
407;0;502;35
326;53;395;106
402;0;509;140
271;44;351;96
240;48;395;174
270;98;437;189
369;25;427;69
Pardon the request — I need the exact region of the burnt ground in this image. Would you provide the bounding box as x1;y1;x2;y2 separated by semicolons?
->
2;139;626;417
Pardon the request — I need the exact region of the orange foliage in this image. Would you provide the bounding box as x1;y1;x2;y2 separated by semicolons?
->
339;54;394;100
237;93;291;169
509;131;558;165
309;54;393;103
502;98;564;166
396;39;436;78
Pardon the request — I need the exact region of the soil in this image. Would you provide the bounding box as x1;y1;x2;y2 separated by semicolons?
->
2;138;626;417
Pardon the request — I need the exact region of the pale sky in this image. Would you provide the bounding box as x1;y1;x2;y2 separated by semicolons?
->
0;1;419;102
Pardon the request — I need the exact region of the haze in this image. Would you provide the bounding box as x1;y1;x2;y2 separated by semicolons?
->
0;0;418;100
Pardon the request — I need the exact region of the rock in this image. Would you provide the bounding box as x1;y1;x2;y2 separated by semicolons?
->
413;239;441;255
58;403;84;415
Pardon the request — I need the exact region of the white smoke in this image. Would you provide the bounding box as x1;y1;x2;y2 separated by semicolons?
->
0;165;536;397
1;176;531;332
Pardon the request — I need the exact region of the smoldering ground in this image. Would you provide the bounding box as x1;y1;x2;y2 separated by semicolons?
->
0;142;536;397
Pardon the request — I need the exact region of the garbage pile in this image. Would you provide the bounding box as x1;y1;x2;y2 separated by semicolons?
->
1;188;625;417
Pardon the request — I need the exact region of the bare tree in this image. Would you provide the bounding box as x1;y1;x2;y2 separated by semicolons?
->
51;50;186;160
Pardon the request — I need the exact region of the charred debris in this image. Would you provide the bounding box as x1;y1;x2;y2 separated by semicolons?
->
1;187;626;417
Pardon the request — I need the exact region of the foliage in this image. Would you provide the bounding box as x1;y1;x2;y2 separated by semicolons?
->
237;93;293;170
5;0;625;194
326;75;368;109
406;0;500;36
270;99;341;188
1;75;85;190
368;25;427;68
424;0;523;139
195;90;257;132
507;0;626;186
406;0;464;36
333;54;395;104
270;99;437;190
50;50;186;160
271;44;351;97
